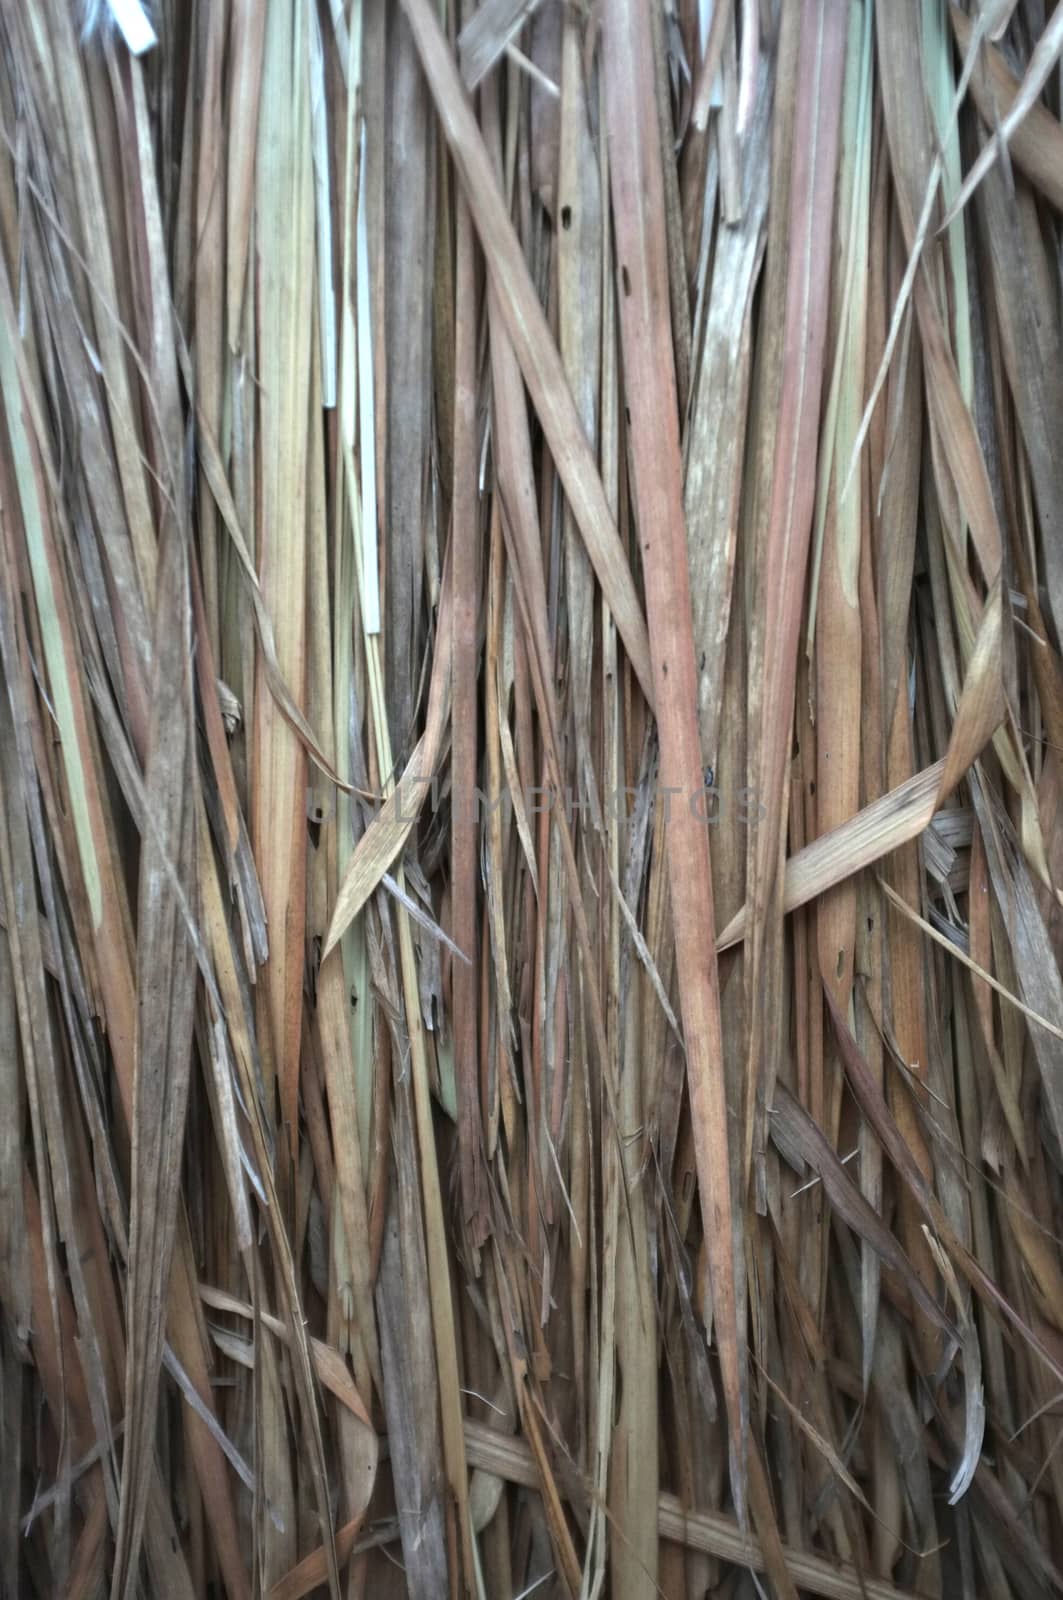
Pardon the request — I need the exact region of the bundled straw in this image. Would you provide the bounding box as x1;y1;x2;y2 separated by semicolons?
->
3;0;1063;1595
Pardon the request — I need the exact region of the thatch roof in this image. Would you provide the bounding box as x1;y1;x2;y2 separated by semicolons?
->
3;1;1063;1596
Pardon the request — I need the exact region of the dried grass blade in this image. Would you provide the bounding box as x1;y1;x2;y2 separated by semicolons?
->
721;575;1005;948
602;0;746;1523
252;0;314;1160
941;5;1063;228
458;0;545;89
744;0;848;1198
111;516;198;1599
951;6;1063;213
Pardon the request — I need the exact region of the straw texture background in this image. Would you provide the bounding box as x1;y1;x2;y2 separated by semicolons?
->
2;0;1063;1596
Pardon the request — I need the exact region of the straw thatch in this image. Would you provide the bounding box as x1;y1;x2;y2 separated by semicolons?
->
3;0;1063;1595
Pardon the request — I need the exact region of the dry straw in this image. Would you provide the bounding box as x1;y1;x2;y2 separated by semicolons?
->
2;0;1063;1596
